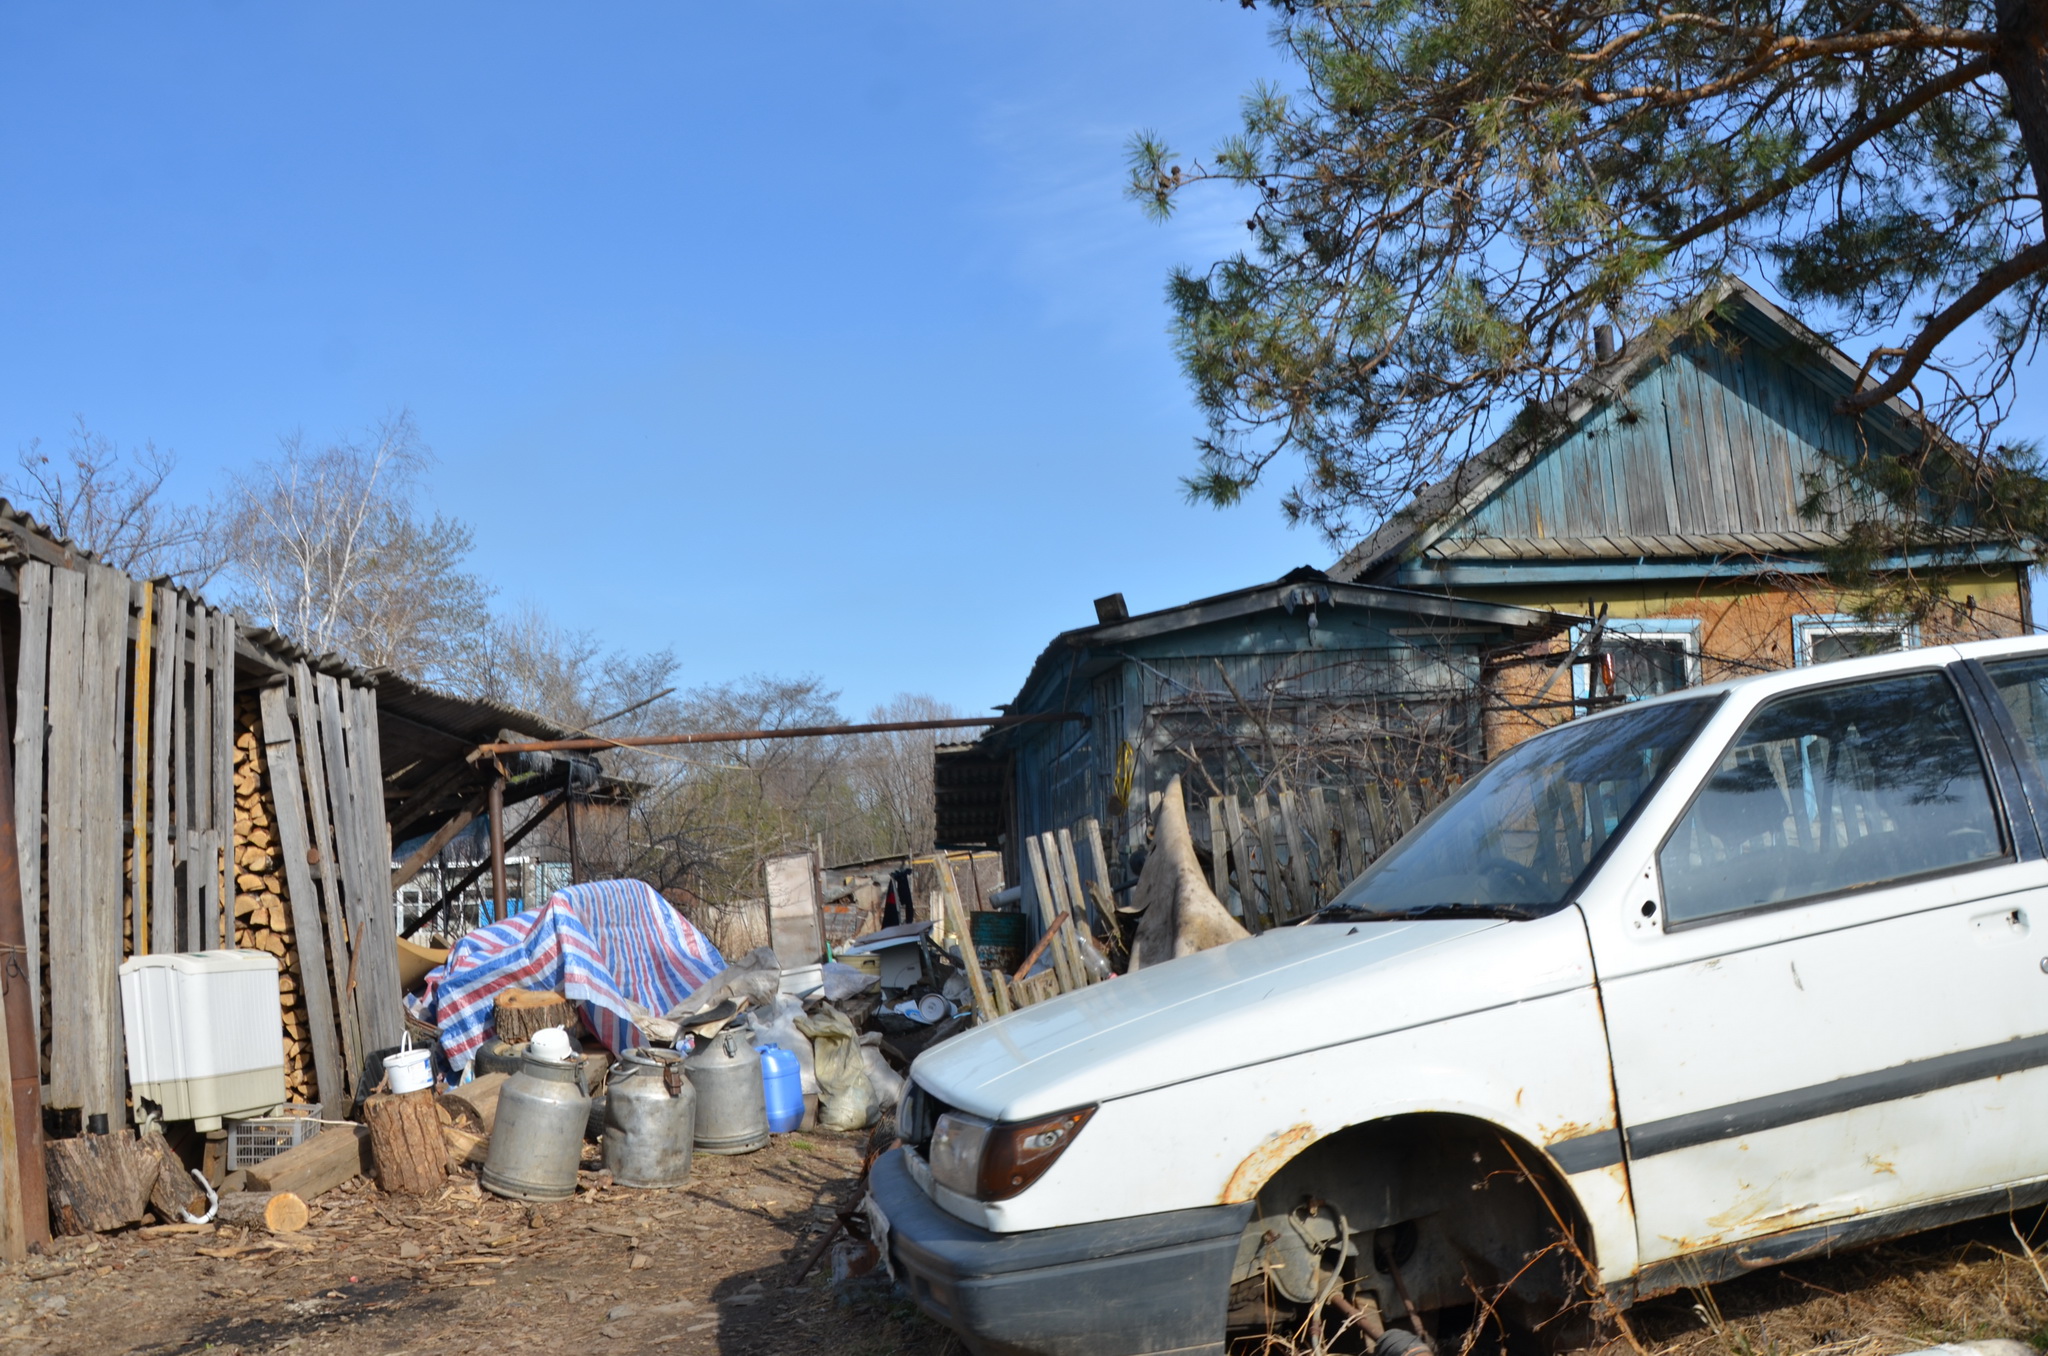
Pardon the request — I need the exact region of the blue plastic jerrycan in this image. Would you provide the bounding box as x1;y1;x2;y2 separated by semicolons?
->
758;1043;803;1133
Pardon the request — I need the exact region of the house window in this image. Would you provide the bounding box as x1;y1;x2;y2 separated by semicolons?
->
1793;614;1916;667
1572;619;1702;706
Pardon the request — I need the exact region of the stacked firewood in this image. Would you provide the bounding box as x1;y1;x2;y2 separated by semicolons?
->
230;703;318;1104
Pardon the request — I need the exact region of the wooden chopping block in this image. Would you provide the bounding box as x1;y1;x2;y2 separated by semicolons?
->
242;1124;372;1200
213;1191;309;1234
493;988;576;1043
364;1090;448;1195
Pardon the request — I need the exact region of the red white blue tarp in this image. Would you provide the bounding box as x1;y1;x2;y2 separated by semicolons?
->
410;879;726;1069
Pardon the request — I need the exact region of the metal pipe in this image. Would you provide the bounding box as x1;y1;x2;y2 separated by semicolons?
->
488;777;508;920
468;710;1085;759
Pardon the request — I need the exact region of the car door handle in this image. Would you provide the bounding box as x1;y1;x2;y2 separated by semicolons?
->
1970;907;2030;941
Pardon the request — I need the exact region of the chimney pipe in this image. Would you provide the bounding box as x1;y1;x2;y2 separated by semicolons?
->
1594;324;1617;363
1094;593;1129;625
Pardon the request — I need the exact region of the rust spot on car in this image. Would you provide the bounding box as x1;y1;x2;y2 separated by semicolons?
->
1539;1118;1610;1145
1866;1153;1897;1176
1221;1124;1316;1203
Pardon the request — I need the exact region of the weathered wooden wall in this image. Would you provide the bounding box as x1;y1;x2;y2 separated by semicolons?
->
7;549;402;1128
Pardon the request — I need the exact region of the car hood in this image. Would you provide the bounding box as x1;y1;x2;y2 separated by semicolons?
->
911;908;1594;1121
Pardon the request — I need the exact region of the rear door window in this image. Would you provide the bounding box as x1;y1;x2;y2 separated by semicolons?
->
1982;655;2048;774
1658;671;2003;925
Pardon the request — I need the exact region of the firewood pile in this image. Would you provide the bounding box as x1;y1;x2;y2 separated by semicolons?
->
228;701;317;1105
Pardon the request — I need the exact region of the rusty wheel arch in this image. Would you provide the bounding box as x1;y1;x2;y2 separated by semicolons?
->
1242;1112;1603;1328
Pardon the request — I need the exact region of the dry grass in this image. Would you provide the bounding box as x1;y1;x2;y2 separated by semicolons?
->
1600;1214;2048;1356
1227;1214;2048;1356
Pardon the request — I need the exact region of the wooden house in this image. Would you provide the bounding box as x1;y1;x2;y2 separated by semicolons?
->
1329;281;2037;748
935;572;1575;922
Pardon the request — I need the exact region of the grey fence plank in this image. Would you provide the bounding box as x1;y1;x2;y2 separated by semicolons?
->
167;594;191;948
190;603;213;940
84;564;130;1121
148;586;176;956
11;563;50;1050
211;611;234;946
257;685;344;1107
292;665;357;1092
341;683;402;1054
43;567;87;1109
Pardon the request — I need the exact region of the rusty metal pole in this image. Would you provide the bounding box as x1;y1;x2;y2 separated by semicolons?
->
0;667;50;1248
468;710;1086;759
564;792;579;886
488;777;507;922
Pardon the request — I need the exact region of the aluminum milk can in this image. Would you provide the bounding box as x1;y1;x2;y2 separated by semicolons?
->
685;1027;768;1155
603;1048;696;1188
481;1050;591;1200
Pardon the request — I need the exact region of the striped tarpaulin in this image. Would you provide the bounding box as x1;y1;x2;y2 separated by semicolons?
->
409;880;726;1069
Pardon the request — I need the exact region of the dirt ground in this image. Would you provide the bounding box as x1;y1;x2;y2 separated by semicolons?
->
0;1130;952;1356
4;1135;2047;1356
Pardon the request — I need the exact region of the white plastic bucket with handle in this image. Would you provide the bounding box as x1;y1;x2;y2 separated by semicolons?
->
384;1032;433;1094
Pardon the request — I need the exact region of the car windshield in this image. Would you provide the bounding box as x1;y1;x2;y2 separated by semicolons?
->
1317;696;1719;921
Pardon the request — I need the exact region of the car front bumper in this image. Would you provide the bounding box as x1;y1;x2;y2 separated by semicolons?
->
866;1146;1254;1356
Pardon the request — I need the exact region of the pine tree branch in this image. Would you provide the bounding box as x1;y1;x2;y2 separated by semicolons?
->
1840;237;2048;413
1661;55;1996;251
1557;26;1999;107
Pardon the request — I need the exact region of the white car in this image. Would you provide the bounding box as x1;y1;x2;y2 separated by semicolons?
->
868;635;2048;1356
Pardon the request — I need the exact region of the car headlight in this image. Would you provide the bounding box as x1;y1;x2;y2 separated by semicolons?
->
928;1106;1096;1202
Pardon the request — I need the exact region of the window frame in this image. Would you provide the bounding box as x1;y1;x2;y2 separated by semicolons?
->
1652;666;2014;932
1793;613;1918;667
1571;618;1703;705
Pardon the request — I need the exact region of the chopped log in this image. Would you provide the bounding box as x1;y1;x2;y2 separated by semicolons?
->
493;989;576;1043
44;1132;149;1235
441;1072;510;1132
212;1190;308;1234
443;1123;488;1166
242;1124;371;1199
137;1132;206;1224
364;1090;447;1195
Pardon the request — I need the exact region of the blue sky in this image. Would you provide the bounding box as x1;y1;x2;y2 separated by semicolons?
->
1;5;2038;716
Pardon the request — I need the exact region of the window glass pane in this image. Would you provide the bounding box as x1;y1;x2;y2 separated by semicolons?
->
1658;671;2000;924
1982;655;2048;772
1604;637;1691;700
1807;628;1904;665
1329;698;1717;917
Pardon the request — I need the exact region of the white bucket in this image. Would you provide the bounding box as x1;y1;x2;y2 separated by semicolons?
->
528;1025;574;1062
384;1034;433;1095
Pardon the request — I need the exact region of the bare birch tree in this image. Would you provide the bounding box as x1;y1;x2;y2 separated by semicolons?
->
224;410;492;679
4;418;229;586
848;693;973;857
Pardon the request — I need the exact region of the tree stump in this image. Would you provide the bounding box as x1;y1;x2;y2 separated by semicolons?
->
44;1132;149;1235
364;1090;448;1195
213;1190;309;1233
494;988;576;1043
136;1132;206;1224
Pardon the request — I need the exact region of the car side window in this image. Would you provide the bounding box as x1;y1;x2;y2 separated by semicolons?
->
1982;655;2048;774
1658;671;2002;925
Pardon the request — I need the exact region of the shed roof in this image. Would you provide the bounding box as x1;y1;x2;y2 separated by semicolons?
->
997;565;1577;722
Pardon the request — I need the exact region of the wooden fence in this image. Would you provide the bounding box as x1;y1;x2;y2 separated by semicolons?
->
1191;776;1460;929
9;558;403;1129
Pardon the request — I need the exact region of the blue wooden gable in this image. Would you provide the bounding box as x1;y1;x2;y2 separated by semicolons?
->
1332;281;2025;586
1459;329;1890;542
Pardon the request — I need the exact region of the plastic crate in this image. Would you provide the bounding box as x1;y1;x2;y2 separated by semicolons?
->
226;1103;324;1172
